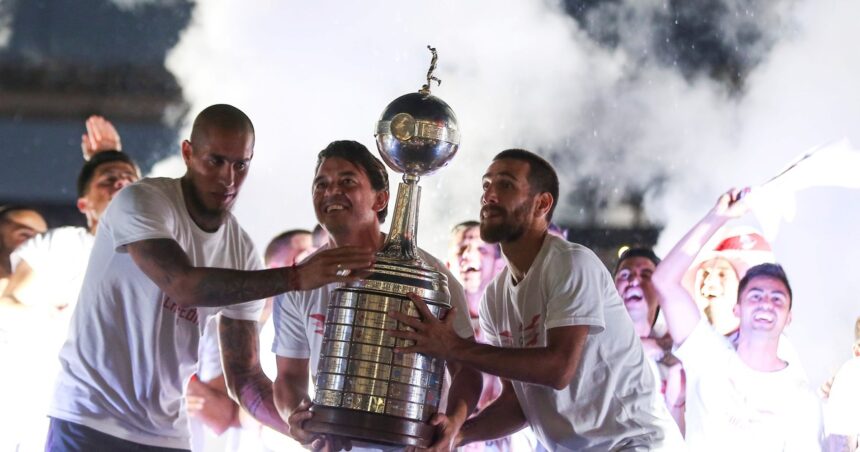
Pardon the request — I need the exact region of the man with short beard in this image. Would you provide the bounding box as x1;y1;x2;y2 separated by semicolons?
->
45;105;374;451
391;149;683;451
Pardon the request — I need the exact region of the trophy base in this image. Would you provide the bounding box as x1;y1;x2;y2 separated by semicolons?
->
305;406;435;448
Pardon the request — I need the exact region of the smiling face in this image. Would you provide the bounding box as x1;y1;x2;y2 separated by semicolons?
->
734;275;792;338
694;256;741;334
312;157;387;238
614;256;658;326
453;225;499;295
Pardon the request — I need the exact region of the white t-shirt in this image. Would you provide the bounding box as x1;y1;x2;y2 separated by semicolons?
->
824;356;860;439
675;318;823;451
273;246;474;452
49;177;265;449
479;235;683;452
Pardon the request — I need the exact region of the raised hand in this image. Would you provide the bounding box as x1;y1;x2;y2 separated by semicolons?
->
712;187;751;219
81;115;122;160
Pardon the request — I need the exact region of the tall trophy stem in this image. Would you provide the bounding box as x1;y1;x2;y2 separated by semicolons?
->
379;174;423;263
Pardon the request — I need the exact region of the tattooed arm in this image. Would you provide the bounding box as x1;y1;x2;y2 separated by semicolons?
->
127;238;373;307
219;315;288;435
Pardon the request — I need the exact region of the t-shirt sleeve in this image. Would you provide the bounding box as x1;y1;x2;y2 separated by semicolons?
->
272;292;312;359
102;182;176;252
428;253;475;340
673;317;735;373
478;290;499;345
543;247;608;333
220;236;266;322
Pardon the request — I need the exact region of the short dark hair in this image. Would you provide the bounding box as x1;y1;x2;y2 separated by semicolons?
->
0;205;42;222
265;229;311;266
737;263;793;308
77;151;138;197
190;104;255;149
614;247;661;276
492;149;559;222
316;140;389;223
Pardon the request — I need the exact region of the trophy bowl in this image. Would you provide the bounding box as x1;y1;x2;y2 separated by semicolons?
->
375;91;460;177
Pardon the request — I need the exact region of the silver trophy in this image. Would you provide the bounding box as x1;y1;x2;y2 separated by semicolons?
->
304;46;460;447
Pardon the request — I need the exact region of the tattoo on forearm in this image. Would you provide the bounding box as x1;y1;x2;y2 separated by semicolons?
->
220;318;285;429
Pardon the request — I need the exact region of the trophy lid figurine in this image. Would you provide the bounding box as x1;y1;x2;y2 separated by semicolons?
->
303;46;461;447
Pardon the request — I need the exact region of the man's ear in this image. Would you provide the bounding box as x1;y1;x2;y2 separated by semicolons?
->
535;192;553;219
76;197;88;215
374;190;390;213
733;303;741;318
181;140;193;164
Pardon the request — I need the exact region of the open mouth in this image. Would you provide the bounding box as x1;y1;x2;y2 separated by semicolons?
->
623;288;645;304
323;203;349;213
752;309;776;324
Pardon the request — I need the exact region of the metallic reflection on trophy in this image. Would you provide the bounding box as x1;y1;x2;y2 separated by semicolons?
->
304;46;460;447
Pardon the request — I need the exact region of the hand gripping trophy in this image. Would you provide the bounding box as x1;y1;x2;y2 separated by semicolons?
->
304;46;461;447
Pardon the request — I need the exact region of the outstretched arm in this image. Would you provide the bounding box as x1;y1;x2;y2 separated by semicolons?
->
391;295;588;390
127;238;373;307
457;379;527;447
219;316;288;435
651;187;749;344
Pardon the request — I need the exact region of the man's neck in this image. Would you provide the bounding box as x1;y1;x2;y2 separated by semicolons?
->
632;320;652;338
736;334;786;372
330;225;384;251
181;176;224;232
500;228;548;284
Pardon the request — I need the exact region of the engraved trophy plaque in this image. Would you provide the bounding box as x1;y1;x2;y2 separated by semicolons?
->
304;46;460;447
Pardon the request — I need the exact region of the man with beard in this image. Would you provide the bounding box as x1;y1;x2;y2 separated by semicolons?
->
272;140;482;452
613;248;685;434
651;188;822;450
46;105;374;451
390;149;682;451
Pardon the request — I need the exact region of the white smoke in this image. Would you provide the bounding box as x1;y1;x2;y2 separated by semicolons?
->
164;0;860;387
0;2;12;49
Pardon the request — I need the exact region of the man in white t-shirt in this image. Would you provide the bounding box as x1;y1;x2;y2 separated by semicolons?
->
613;248;686;435
272;140;482;451
45;105;375;451
391;149;683;451
652;188;823;451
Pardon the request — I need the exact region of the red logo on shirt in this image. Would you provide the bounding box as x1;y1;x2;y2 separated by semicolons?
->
522;314;541;346
162;297;199;325
310;314;325;335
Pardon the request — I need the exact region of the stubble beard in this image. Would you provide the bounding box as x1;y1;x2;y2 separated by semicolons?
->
479;201;530;244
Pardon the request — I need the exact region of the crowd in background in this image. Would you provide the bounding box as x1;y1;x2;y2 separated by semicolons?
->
0;114;857;451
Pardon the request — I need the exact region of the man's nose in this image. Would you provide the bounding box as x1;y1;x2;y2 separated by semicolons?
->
220;165;236;187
